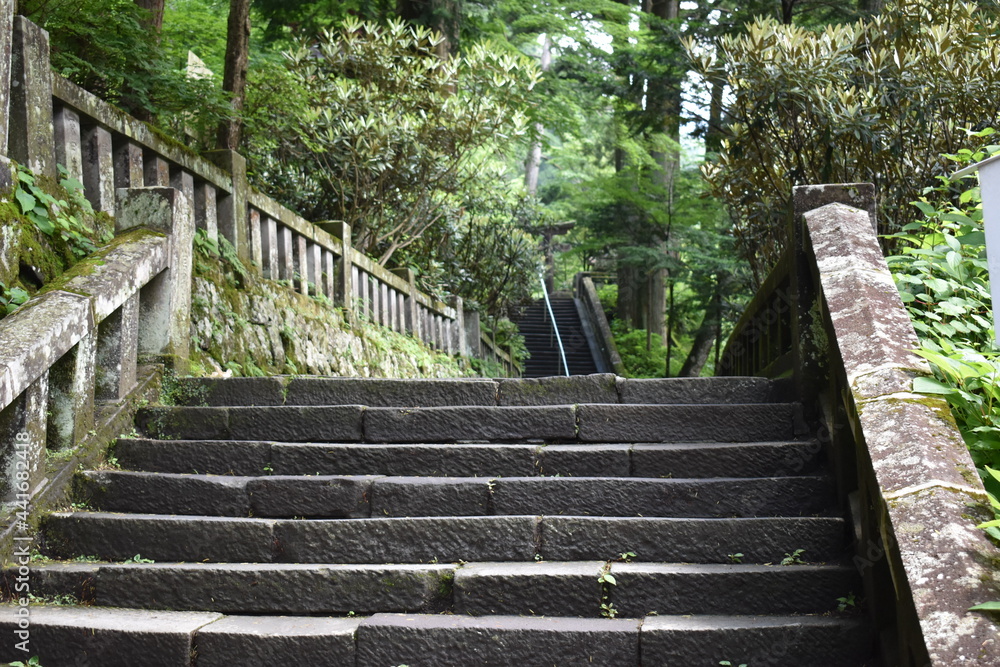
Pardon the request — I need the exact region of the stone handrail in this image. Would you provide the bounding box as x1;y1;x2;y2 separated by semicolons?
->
719;184;999;666
4;14;518;376
573;273;625;375
0;187;189;558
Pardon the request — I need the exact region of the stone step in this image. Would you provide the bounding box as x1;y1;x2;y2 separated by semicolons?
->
135;403;800;443
15;559;858;618
15;562;455;614
356;613;872;667
640;614;873;666
356;613;641;665
453;561;859;617
0;606;871;667
166;375;778;407
0;605;359;667
43;513;847;564
77;470;836;518
114;439;824;478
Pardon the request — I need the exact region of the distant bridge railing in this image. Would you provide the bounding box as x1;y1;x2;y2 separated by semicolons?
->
719;184;999;666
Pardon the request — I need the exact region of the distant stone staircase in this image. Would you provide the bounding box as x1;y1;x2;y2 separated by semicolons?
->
4;374;875;666
516;297;601;377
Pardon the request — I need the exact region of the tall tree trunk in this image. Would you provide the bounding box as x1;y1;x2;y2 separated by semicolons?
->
781;0;796;24
705;75;725;154
679;273;731;376
642;0;679;344
397;0;459;58
857;0;883;13
134;0;165;33
216;0;251;150
525;34;552;196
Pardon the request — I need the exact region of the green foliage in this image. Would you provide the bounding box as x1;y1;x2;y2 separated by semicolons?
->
9;655;44;666
246;17;542;316
0;282;29;315
122;554;155;564
780;548;806;566
9;163;108;259
19;0;232;135
611;320;669;378
277;18;540;259
691;0;1000;280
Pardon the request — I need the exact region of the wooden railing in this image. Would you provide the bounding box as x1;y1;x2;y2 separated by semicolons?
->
719;183;1000;667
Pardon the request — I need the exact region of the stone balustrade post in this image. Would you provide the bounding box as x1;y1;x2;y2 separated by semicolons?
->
53;105;82;181
94;294;139;401
0;375;47;508
82;122;115;213
325;222;354;323
391;268;419;337
205;149;249;263
9;16;54;179
47;333;96;450
116;187;193;374
0;0;14;156
464;310;482;360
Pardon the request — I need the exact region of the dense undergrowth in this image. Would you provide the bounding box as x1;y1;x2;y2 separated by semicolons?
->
887;129;1000;550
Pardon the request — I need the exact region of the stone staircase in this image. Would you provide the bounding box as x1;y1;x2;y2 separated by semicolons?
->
4;374;875;666
516;297;601;377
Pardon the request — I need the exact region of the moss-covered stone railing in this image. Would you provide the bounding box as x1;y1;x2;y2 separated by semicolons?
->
720;183;1000;665
1;13;519;377
0;187;191;560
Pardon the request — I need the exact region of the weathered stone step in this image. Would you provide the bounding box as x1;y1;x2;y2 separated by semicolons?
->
452;561;859;618
0;605;359;667
0;606;872;666
15;559;858;619
114;439;824;478
77;470;835;518
640;614;873;666
166;374;778;407
136;402;801;443
15;562;455;614
356;613;871;667
356;613;641;665
43;513;847;564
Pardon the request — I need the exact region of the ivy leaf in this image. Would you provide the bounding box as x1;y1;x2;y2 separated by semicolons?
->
970;601;1000;611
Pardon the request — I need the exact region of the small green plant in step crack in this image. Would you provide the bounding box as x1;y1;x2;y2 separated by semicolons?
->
9;656;43;667
780;549;806;565
122;554;155;564
727;553;744;564
719;661;747;667
598;560;618;618
27;592;78;606
837;592;857;612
